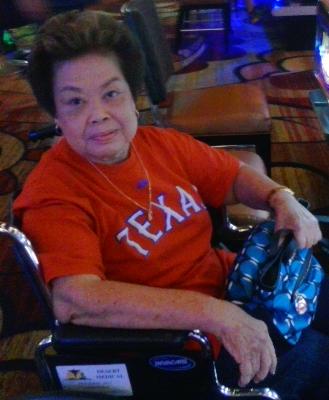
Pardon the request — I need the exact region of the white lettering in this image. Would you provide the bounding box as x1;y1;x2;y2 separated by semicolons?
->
176;186;202;216
116;227;149;256
192;185;207;209
153;195;185;232
128;210;163;242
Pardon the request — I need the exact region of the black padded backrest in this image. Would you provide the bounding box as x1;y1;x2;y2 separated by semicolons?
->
121;0;174;104
0;222;57;330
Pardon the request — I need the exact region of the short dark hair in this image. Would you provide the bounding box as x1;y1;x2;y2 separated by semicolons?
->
28;10;145;116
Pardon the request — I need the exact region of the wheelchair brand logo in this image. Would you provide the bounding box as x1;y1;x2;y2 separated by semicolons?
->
149;355;196;371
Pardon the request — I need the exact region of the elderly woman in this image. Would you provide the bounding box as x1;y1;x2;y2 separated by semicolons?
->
13;10;329;399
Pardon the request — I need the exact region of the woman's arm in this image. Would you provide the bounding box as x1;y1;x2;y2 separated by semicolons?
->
225;162;322;248
52;274;277;387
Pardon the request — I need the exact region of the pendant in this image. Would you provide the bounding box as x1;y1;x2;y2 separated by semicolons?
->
137;179;149;189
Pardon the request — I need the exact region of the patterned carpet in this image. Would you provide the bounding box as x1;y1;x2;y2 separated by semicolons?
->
0;2;329;398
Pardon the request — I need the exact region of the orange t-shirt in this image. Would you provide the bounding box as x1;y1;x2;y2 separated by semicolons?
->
14;126;239;299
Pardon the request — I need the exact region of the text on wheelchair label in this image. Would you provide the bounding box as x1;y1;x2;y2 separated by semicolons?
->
56;363;133;395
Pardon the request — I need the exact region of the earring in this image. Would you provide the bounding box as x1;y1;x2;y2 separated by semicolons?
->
55;123;62;136
135;109;140;119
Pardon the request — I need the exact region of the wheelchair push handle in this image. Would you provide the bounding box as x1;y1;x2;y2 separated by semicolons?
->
29;124;60;142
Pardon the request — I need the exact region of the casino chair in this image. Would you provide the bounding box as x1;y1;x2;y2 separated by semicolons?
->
0;222;281;400
174;0;231;53
120;0;272;174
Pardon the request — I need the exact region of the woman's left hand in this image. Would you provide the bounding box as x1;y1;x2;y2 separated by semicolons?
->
228;162;322;249
269;190;322;248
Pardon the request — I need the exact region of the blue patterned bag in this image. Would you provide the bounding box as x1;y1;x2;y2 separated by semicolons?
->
227;220;324;345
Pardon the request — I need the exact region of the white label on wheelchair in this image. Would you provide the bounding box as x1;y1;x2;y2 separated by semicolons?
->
56;363;133;396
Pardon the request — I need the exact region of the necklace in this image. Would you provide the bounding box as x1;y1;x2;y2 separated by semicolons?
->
87;142;153;221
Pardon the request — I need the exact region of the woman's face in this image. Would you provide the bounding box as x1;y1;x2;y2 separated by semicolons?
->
53;53;138;164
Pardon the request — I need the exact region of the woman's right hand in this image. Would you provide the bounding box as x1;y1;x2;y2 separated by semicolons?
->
51;273;277;387
215;300;277;387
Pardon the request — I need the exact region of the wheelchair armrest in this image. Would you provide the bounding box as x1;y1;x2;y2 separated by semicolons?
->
53;324;212;355
208;206;253;250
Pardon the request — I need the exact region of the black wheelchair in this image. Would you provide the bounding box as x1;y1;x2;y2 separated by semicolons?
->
0;222;280;400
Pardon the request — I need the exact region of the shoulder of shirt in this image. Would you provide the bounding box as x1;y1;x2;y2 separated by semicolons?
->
135;125;233;157
136;126;239;170
136;125;198;146
21;138;76;190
